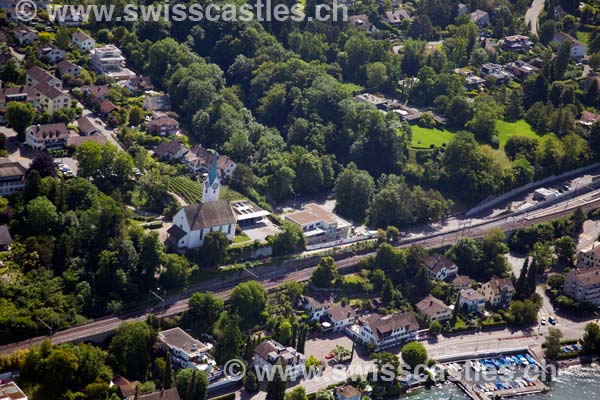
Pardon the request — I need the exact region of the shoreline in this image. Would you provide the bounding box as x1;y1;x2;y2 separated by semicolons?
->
556;355;600;369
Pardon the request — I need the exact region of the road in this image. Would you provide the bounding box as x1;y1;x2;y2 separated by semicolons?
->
3;188;600;356
525;0;545;36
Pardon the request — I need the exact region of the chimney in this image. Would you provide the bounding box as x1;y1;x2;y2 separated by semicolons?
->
202;173;209;183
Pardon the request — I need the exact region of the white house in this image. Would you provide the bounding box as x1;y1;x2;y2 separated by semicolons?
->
459;288;485;314
56;59;82;77
183;145;236;179
327;303;357;332
301;295;332;320
347;312;419;351
564;267;600;306
158;328;220;380
37;43;66;64
34;82;71;115
424;254;458;281
253;339;306;380
285;204;352;246
72;30;95;52
25;123;70;150
14;25;38;45
416;295;452;322
553;32;587;61
470;9;490;28
167;156;237;249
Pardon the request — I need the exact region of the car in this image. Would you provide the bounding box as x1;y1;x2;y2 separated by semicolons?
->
549;316;556;325
324;353;335;360
540;318;546;325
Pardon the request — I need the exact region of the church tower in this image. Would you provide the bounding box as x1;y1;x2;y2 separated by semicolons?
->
202;152;220;203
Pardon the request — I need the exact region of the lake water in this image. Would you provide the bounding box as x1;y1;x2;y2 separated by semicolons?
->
401;365;600;399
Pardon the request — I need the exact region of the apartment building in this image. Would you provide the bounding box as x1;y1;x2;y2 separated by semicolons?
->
285;203;351;245
564;267;600;306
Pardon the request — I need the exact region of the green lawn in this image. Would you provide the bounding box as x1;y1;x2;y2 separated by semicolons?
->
411;125;456;149
576;31;590;46
496;119;540;147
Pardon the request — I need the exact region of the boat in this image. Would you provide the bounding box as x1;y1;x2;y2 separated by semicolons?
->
512;355;521;366
525;354;537;365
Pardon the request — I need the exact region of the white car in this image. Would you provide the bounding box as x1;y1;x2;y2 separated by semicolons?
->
540;318;546;325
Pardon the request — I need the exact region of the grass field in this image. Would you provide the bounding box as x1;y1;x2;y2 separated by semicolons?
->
411;125;456;148
496;119;540;146
411;120;539;149
576;31;590;46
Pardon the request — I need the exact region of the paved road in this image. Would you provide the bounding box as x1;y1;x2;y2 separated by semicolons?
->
525;0;545;36
3;189;600;356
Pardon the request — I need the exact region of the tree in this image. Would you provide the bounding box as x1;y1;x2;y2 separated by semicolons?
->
29;152;57;178
201;231;229;266
509;300;540;326
6;102;34;141
128;106;145;126
332;345;351;363
26;196;58;235
214;313;242;365
553;42;571;81
371;352;399;380
315;390;335;400
547;274;565;291
265;368;287;400
243;370;259;392
176;369;195;397
269;221;306;256
163;353;173;389
581;322;600;355
505;87;525;121
428;320;442;337
109;321;156;380
230;281;267;322
279;319;293;345
381;278;396;305
543;328;563;361
334;165;375;222
311;257;339;288
185;292;224;334
539;20;556;45
555;236;576;266
401;341;427;370
366;62;388;90
285;386;307;400
293;152;324;194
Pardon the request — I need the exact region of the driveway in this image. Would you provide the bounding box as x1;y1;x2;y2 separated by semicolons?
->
525;0;545;36
79;105;124;151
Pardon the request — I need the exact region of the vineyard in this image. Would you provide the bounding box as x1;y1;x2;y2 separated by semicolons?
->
168;176;203;204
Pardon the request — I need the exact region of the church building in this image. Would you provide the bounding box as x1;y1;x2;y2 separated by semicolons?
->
167;153;237;249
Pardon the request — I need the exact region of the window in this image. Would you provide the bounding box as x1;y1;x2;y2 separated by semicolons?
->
228;224;232;234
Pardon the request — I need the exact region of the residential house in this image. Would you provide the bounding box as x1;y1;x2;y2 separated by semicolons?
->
14;24;38;45
301;295;332;320
349;15;376;32
0;225;13;251
0;158;26;196
54;5;83;26
480;63;513;84
158;328;221;380
578;111;600;129
457;3;468;16
112;375;139;399
139;389;181;400
482;277;515;307
347;311;419;351
253;339;306;379
416;295;452;322
26;66;62;88
76;116;100;136
148;115;180;136
143;91;171;111
81;85;109;100
451;275;472;290
153;140;189;161
577;242;600;268
327;302;357;332
90;45;135;80
504;60;539;80
0;86;39;113
470;9;490;28
72;30;95;52
37;43;66;64
564;267;600;306
336;385;361;400
25;123;70;150
56;59;82;77
125;75;154;93
35;82;71;114
553;32;586;61
285;203;352;246
231;200;271;227
454;68;485;90
184;144;236;179
100;99;118;116
0;381;28;400
383;9;410;27
167;159;237;249
459;288;485;313
424;254;458;281
67;134;107;147
501;35;533;52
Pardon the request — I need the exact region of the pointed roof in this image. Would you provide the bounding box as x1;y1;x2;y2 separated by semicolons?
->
208;151;219;185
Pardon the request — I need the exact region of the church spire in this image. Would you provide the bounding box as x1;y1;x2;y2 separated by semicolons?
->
202;151;221;203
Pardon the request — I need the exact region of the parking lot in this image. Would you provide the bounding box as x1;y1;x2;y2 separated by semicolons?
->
303;331;356;360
